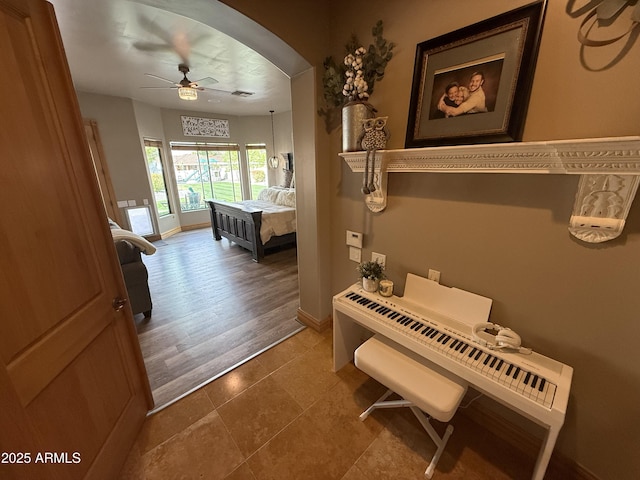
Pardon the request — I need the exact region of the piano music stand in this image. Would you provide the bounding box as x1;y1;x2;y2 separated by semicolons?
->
355;335;468;478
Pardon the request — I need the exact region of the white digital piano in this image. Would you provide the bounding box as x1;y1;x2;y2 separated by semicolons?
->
333;273;573;480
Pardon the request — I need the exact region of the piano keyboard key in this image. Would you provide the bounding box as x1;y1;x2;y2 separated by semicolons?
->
342;290;557;408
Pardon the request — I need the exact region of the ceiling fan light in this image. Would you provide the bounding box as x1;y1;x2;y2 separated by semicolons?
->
178;87;197;101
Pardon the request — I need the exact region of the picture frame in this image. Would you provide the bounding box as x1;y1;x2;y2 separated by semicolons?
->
405;1;547;148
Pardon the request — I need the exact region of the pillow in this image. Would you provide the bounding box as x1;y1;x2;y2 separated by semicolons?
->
258;187;280;203
275;189;296;208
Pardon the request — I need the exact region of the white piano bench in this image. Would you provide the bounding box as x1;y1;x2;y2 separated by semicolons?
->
355;335;468;478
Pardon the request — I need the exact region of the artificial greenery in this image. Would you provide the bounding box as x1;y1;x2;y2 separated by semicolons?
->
319;20;395;132
357;260;386;280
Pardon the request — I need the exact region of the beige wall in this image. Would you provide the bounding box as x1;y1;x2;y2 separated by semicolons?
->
76;92;154;232
77;91;293;235
224;1;640;479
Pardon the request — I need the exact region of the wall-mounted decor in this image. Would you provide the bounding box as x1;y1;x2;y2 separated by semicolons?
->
570;0;640;70
576;0;639;48
405;1;547;148
340;135;640;243
181;115;230;137
319;20;395;133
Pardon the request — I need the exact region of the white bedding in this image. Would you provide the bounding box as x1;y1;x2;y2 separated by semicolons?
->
221;187;296;244
240;200;296;244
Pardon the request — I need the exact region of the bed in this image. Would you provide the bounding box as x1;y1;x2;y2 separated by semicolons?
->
205;187;296;262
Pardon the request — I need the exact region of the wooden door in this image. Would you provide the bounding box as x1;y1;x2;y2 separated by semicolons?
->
0;1;152;479
84;119;123;227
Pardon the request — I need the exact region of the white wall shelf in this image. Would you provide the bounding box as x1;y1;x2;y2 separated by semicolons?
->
339;136;640;243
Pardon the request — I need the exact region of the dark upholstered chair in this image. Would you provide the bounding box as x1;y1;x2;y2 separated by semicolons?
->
114;239;152;317
107;217;153;321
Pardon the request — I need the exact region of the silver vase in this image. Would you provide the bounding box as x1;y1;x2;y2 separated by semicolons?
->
342;101;375;152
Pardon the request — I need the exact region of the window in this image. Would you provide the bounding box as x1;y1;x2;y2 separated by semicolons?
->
144;139;171;216
170;143;242;211
246;144;268;199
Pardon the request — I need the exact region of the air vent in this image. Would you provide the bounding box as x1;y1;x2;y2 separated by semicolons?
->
231;90;254;97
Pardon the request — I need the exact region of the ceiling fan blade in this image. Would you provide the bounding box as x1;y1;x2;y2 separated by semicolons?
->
133;41;173;52
140;86;178;89
192;76;218;86
133;18;190;63
172;32;191;64
144;73;179;86
201;87;234;94
173;32;213;64
134;14;219;71
136;15;173;45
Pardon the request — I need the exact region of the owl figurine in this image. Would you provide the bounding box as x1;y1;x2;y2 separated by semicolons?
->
359;116;389;194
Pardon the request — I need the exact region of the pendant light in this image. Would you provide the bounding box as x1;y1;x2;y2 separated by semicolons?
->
268;110;279;169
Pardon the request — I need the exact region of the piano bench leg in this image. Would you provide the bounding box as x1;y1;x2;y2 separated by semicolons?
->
359;389;395;421
410;406;454;479
355;335;467;478
358;396;455;479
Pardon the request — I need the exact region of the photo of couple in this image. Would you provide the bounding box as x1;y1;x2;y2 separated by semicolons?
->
406;1;545;147
429;58;504;120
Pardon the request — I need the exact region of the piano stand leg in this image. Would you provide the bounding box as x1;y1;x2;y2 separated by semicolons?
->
532;426;559;480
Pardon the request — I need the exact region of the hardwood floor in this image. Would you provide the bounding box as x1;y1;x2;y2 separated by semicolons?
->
134;228;303;411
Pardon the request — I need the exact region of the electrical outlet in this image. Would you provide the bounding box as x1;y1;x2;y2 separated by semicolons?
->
428;269;440;283
371;252;386;268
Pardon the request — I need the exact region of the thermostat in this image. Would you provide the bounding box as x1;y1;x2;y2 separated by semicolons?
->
346;230;363;248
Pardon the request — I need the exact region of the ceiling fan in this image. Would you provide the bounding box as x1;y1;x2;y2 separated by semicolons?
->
142;63;224;101
134;16;254;101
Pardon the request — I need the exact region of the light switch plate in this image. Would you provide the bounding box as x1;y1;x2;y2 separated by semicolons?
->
349;246;362;263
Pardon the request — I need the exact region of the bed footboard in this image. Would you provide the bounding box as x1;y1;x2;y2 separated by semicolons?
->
206;200;264;261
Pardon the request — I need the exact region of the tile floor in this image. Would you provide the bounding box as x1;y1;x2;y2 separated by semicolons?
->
119;327;545;479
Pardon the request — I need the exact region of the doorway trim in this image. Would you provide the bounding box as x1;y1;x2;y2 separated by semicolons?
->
84;119;123;226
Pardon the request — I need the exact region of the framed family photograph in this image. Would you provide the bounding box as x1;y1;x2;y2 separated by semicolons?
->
405;1;547;147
